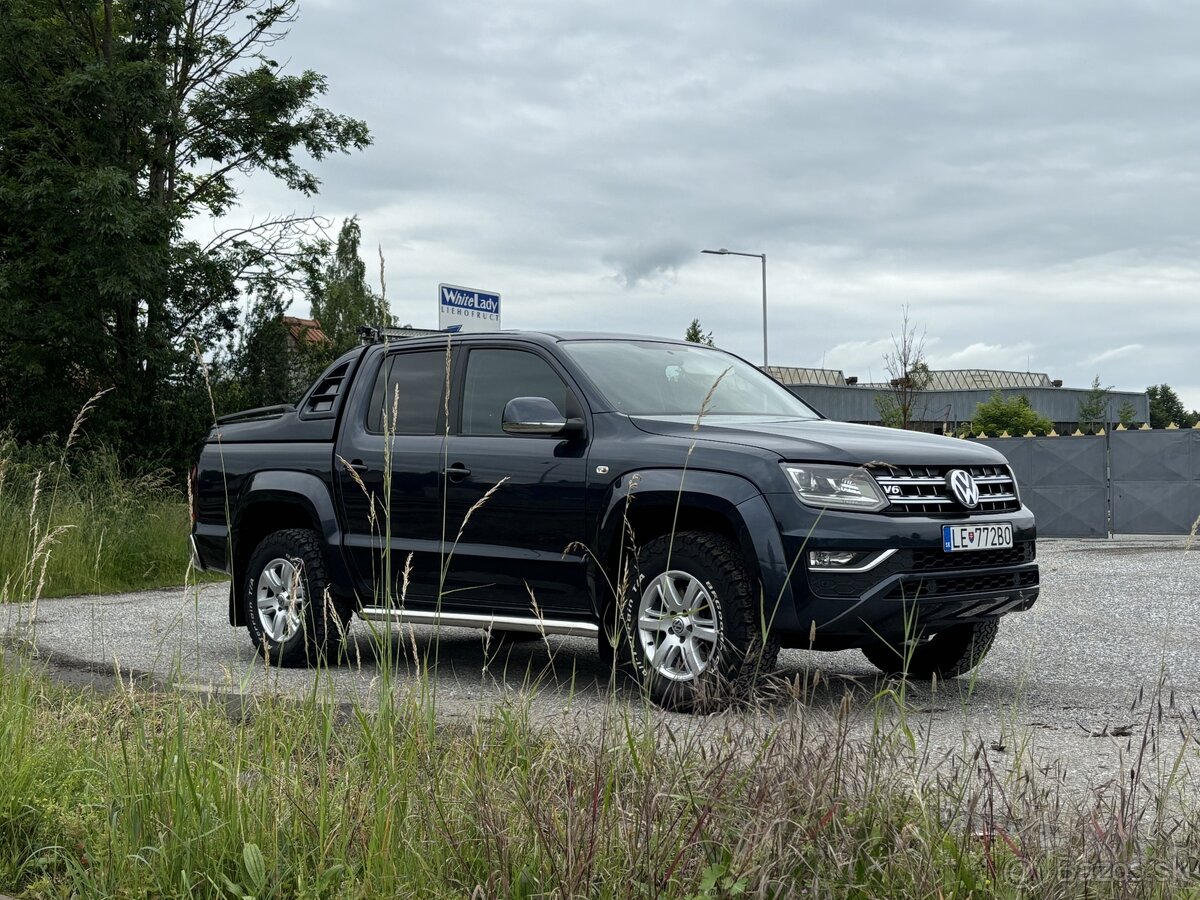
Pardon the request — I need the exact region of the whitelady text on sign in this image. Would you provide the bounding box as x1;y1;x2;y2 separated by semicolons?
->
438;284;501;333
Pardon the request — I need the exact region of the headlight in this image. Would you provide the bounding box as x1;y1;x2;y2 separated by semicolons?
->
783;464;888;512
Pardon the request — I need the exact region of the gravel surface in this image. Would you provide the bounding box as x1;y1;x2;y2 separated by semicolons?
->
5;537;1200;793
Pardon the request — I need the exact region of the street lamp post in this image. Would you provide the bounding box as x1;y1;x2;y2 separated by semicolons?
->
701;248;768;368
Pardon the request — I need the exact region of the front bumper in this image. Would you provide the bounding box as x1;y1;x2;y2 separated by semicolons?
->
799;542;1039;648
763;493;1040;649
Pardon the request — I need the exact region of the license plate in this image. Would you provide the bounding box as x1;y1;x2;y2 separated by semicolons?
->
942;522;1013;552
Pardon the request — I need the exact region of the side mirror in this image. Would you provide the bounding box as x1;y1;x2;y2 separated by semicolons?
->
502;397;583;436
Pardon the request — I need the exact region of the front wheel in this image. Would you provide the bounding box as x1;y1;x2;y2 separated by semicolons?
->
862;619;1000;680
244;528;352;667
620;532;778;712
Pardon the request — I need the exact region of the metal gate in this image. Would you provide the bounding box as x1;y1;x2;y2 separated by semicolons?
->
973;430;1200;537
1110;429;1200;535
975;436;1108;537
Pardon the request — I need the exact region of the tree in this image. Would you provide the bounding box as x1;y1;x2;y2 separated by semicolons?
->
684;318;714;346
875;305;932;430
221;289;330;412
306;217;391;354
970;393;1052;436
1117;399;1138;428
0;0;370;471
1076;375;1111;433
1146;384;1197;429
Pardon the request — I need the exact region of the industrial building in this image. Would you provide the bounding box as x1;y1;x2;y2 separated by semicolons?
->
768;367;1151;434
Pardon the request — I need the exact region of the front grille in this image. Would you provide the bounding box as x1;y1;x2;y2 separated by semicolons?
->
910;542;1035;571
871;464;1021;515
883;569;1040;601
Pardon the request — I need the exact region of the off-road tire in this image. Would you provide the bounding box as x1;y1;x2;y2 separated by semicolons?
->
862;618;1000;680
619;531;779;712
244;528;353;667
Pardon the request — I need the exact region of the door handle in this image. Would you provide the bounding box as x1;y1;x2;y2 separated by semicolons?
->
444;462;471;480
347;459;369;473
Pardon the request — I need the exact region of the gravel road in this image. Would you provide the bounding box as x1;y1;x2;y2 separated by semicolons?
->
5;537;1199;792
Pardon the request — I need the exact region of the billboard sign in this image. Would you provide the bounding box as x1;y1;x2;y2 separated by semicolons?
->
438;283;501;333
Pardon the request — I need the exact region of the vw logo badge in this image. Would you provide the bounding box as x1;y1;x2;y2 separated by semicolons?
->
946;469;980;509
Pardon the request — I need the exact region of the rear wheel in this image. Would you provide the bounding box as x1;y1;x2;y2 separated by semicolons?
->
862;619;1000;679
244;528;353;667
619;531;778;712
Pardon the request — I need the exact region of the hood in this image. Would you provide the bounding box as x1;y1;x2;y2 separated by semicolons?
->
629;416;1007;467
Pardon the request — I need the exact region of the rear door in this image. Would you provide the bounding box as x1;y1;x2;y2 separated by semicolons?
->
335;346;450;603
440;345;591;615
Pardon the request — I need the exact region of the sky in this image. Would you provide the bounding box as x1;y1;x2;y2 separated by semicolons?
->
206;0;1200;410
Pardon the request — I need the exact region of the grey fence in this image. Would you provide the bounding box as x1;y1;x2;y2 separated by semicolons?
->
974;430;1200;537
1110;429;1200;535
976;435;1108;537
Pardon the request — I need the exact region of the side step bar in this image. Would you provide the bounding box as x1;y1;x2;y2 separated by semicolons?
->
357;605;599;638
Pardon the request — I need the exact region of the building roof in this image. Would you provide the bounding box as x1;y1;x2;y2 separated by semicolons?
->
769;364;1065;392
765;366;848;386
927;369;1053;390
280;316;330;346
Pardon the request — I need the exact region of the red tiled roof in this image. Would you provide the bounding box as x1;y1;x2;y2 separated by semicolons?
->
281;316;331;345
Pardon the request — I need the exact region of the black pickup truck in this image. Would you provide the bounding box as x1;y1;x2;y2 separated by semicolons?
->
190;331;1039;710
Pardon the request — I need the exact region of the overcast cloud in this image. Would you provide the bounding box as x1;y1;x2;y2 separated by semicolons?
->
211;0;1200;409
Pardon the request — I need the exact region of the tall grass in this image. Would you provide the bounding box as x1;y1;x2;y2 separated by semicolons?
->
2;653;1200;898
0;436;211;601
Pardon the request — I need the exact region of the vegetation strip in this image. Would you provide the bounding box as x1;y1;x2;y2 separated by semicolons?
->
0;649;1198;898
0;439;222;601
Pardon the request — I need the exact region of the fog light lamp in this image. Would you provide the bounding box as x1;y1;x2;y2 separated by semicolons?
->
809;550;858;568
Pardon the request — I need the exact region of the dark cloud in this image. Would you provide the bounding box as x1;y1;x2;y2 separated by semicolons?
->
603;241;694;288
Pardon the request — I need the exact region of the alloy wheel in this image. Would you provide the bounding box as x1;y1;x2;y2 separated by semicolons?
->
636;570;720;682
256;556;306;642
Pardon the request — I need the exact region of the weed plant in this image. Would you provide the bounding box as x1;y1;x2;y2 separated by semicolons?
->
0;435;214;601
2;648;1200;897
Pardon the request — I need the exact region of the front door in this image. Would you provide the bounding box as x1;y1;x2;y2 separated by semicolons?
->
440;346;591;616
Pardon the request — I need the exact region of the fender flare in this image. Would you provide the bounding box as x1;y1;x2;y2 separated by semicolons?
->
228;470;353;624
592;469;798;630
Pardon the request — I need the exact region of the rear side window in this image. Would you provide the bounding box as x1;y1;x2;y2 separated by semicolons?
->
461;349;570;436
366;351;446;434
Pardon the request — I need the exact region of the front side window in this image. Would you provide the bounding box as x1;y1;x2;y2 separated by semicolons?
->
366;350;446;434
461;349;570;435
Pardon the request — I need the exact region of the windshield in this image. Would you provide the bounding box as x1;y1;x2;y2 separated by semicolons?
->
562;340;821;419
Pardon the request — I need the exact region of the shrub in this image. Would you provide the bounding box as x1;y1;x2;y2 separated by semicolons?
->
969;392;1053;436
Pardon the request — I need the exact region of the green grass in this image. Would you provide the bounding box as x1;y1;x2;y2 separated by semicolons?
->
0;438;219;600
0;655;1198;899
